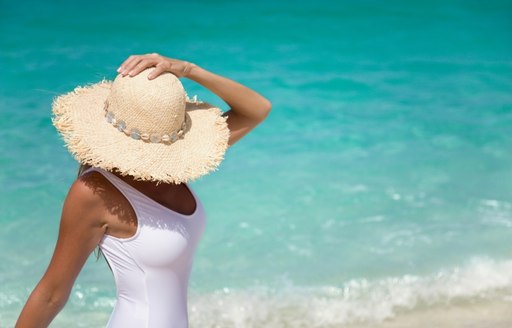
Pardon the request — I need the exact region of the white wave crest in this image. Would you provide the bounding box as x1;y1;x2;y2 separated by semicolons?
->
189;256;512;327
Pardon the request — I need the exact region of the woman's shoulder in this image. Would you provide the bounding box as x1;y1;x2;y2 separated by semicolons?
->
66;171;113;213
51;171;113;236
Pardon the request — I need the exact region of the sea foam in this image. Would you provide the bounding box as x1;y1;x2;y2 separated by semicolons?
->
188;256;512;327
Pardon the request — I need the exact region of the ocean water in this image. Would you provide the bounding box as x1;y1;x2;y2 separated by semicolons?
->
1;0;512;327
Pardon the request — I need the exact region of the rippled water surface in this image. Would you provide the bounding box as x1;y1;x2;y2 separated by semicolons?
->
1;0;511;326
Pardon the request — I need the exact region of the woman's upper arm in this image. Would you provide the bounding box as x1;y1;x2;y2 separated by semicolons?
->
36;176;107;304
222;108;270;147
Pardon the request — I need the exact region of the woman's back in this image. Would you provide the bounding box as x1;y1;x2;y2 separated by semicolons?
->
81;167;206;328
15;53;270;328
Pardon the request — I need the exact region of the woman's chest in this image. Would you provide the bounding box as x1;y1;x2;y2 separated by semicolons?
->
102;202;206;268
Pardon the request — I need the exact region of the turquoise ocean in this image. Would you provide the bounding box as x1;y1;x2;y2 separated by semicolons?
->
1;0;512;327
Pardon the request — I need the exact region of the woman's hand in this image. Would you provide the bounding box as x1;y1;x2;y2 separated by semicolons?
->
117;53;196;80
117;52;271;147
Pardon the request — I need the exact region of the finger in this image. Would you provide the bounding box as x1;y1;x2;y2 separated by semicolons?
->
124;58;149;76
117;56;133;72
118;55;140;74
121;57;143;76
147;63;167;80
124;55;155;76
128;59;155;77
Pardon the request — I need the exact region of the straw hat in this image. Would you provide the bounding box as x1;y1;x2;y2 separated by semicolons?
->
52;68;230;184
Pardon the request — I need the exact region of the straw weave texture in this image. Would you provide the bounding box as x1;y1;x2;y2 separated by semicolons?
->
52;69;230;184
107;70;187;134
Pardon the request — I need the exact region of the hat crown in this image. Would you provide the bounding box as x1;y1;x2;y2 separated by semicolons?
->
106;68;186;135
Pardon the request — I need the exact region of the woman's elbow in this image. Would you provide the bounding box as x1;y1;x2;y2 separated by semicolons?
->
36;283;70;310
259;98;272;121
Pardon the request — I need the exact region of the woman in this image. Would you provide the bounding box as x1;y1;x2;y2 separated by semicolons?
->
15;53;271;327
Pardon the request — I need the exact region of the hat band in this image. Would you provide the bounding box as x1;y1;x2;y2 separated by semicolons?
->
104;109;187;144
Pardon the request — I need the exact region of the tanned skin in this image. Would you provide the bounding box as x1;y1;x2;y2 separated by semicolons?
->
15;53;271;327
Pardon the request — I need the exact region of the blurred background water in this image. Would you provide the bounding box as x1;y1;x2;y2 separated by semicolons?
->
1;0;511;327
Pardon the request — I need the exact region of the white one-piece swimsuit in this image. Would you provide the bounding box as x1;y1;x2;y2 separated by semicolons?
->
80;167;206;328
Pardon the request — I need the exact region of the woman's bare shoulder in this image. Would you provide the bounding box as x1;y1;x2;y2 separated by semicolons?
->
65;171;114;214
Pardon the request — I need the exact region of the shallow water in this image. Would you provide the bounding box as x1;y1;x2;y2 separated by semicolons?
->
1;0;511;327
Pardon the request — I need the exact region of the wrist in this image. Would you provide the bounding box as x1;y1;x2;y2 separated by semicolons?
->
183;62;199;78
186;64;209;81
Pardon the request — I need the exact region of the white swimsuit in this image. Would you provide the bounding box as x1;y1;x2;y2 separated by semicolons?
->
80;167;206;328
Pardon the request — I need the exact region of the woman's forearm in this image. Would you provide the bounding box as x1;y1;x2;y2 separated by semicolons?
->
117;53;272;146
16;287;65;328
117;54;271;122
186;65;272;122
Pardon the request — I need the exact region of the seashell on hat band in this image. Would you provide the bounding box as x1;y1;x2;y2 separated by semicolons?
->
51;67;230;184
103;70;191;144
103;100;189;144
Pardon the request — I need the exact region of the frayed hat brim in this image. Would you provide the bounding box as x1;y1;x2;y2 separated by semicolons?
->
52;80;230;184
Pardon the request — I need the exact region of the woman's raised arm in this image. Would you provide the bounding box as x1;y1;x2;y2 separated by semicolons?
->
117;53;272;147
